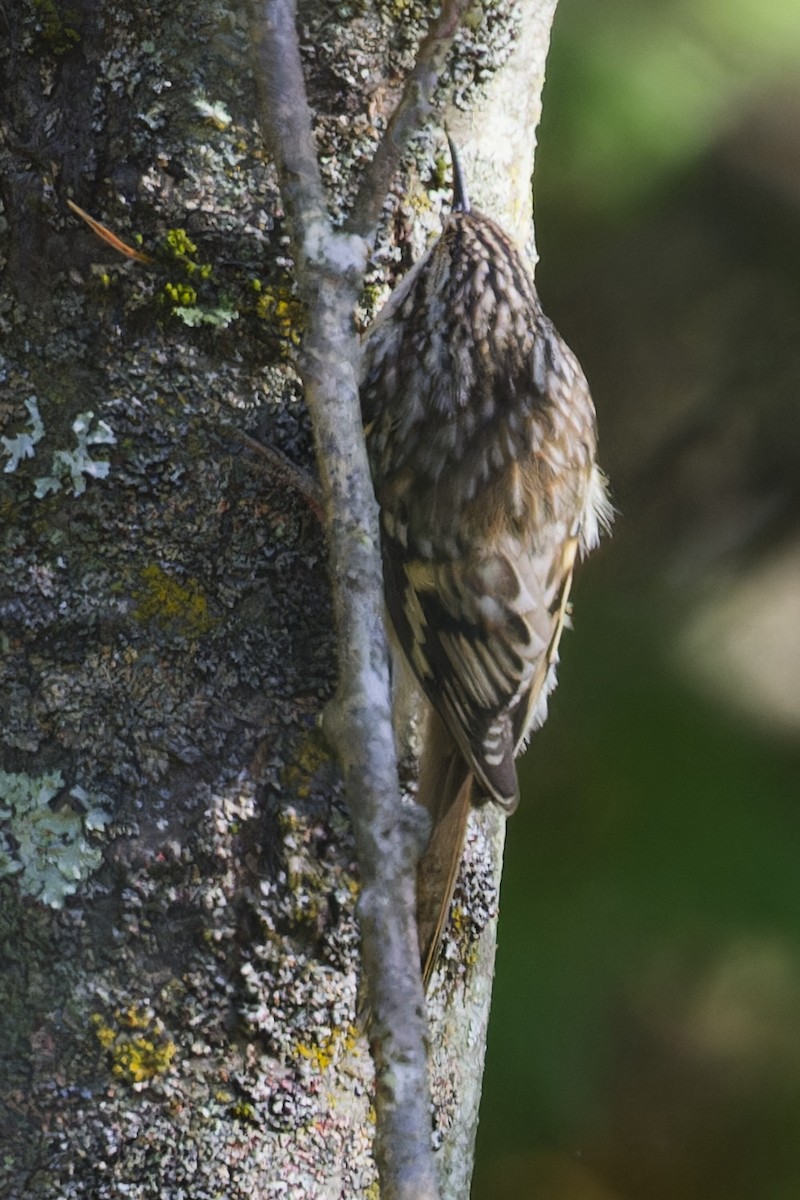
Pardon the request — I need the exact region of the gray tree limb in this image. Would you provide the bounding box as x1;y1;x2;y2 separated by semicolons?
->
247;2;476;1195
346;0;474;240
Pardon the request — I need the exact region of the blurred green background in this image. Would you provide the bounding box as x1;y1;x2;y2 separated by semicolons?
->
473;1;800;1196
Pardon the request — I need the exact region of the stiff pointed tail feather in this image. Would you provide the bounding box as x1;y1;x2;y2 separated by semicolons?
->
355;709;469;1027
416;708;473;989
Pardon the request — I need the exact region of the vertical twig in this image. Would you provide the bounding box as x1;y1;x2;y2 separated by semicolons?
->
247;2;477;1196
346;0;473;240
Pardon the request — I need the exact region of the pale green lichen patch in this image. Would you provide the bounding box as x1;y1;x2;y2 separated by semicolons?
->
1;396;45;471
34;410;117;498
172;302;239;328
2;399;116;498
0;770;111;907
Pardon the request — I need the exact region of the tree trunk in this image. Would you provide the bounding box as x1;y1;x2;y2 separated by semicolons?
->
0;2;557;1195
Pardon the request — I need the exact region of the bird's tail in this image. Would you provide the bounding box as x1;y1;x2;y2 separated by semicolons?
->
416;707;473;989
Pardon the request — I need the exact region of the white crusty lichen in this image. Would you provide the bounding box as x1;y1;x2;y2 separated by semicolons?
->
1;395;45;471
1;400;116;497
0;770;111;907
34;410;117;498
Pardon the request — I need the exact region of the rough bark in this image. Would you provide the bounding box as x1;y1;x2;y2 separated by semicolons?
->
0;2;557;1196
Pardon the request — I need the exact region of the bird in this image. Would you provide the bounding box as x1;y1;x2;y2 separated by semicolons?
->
360;138;612;988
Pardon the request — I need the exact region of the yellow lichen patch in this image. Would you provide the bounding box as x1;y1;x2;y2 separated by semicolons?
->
281;735;329;801
32;0;81;53
230;1100;259;1124
166;228;198;258
449;903;466;937
447;902;480;970
163;281;198;307
132;563;215;635
464;944;480;969
294;1026;357;1073
408;186;434;215
361;282;385;310
91;1015;117;1051
120;1004;152;1030
431;151;450;191
164;228;212;278
253;284;305;354
110;1033;177;1083
91;1007;177;1085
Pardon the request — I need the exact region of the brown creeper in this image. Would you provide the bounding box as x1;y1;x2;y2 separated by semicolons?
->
361;141;612;986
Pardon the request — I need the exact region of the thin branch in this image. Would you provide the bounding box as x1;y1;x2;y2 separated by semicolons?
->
223;426;325;521
246;0;327;240
346;0;473;240
247;2;477;1197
